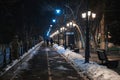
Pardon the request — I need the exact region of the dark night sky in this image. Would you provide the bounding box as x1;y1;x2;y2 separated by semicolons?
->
0;0;120;44
0;0;53;43
0;0;73;43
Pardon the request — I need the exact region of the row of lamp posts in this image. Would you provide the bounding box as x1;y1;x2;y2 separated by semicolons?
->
50;8;96;63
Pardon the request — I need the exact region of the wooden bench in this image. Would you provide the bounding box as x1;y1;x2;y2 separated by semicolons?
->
96;49;119;68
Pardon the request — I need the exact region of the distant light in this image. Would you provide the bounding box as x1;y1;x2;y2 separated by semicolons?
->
47;31;50;36
50;30;59;38
66;23;70;27
92;13;96;19
50;25;53;27
88;11;91;17
69;22;73;26
46;26;52;36
56;9;61;14
82;13;86;18
73;23;76;27
52;19;56;23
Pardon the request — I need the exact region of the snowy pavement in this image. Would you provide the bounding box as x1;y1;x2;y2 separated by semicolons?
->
1;42;120;80
53;44;120;80
1;44;83;80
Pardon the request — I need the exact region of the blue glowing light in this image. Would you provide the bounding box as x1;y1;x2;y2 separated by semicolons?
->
46;26;52;36
47;31;50;36
56;9;61;14
52;19;56;23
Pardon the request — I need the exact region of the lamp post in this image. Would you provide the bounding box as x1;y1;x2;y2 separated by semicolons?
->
82;11;96;63
55;5;80;49
56;30;60;45
60;27;66;46
66;21;76;47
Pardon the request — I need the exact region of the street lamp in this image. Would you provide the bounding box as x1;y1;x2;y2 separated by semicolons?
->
50;25;53;27
56;9;61;15
60;27;66;46
66;21;76;28
82;11;96;63
52;19;56;23
66;21;77;48
82;11;96;19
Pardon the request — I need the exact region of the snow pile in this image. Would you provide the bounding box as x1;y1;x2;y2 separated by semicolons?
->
53;44;120;80
21;41;44;60
0;41;44;76
53;44;65;53
73;59;120;80
5;59;19;71
55;65;69;70
18;62;29;70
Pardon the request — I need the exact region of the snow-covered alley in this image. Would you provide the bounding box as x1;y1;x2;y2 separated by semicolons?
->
0;43;84;80
0;42;120;80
